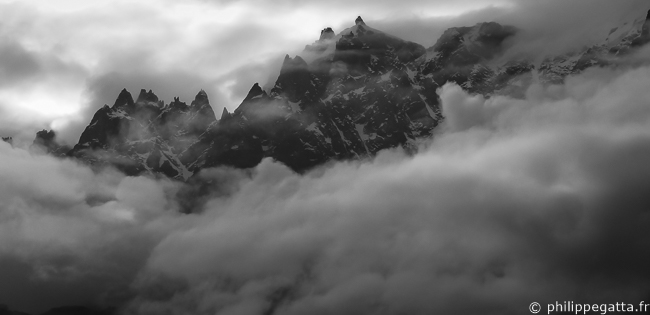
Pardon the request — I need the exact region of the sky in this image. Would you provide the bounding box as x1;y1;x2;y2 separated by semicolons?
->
0;0;647;145
1;1;650;313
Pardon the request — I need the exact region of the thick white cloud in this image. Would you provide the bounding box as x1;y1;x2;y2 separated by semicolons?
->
0;142;189;312
120;64;650;314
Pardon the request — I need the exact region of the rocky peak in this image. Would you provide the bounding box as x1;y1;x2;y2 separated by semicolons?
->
468;22;517;57
335;20;425;66
304;28;337;55
243;83;266;101
112;88;134;108
280;55;309;75
31;130;70;156
355;16;365;26
473;22;516;40
189;90;216;117
1;136;12;146
320;27;335;40
192;89;209;105
35;129;56;143
220;107;231;120
136;89;160;104
169;97;189;111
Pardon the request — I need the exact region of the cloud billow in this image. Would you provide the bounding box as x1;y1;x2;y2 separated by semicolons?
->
119;65;650;314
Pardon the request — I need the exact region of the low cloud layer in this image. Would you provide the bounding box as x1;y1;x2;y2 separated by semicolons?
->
125;65;650;314
2;58;650;314
0;143;188;312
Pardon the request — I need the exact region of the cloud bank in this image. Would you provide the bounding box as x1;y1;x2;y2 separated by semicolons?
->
2;57;650;314
124;64;650;314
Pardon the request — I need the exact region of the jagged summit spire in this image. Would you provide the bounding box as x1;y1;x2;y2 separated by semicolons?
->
113;88;134;108
355;16;365;26
169;96;188;111
282;54;306;65
191;89;210;107
280;55;308;76
320;27;335;40
244;83;266;101
136;89;159;103
220;107;231;120
249;83;263;94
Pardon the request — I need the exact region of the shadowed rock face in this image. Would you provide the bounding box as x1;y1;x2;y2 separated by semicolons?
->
1;137;12;146
320;27;335;40
185;18;436;173
66;88;217;179
631;9;650;47
27;14;650;179
30;130;70;156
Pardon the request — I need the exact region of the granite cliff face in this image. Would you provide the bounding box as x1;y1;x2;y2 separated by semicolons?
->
31;130;70;156
67;89;216;178
184;16;439;175
28;12;650;180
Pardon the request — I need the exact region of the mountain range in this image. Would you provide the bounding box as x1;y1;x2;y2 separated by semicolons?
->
2;9;650;315
22;11;650;181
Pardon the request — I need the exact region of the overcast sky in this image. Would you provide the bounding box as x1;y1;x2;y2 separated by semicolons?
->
0;0;647;145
